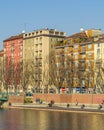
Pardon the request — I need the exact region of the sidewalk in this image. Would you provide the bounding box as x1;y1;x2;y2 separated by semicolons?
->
9;102;104;113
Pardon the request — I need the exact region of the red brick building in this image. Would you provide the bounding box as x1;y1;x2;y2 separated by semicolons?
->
3;34;23;92
0;50;4;91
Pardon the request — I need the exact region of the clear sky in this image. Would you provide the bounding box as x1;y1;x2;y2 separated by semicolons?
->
0;0;104;49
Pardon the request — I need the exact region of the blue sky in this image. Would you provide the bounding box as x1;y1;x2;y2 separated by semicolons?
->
0;0;104;49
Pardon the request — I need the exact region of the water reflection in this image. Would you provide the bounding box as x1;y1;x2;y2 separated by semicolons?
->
0;109;104;130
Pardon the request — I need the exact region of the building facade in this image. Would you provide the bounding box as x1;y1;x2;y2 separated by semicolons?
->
55;29;104;93
0;50;4;92
3;34;23;92
23;28;66;92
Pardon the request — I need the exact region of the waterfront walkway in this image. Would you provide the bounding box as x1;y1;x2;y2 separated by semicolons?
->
9;103;104;114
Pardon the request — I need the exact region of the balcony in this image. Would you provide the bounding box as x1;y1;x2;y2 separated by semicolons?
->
79;58;86;62
79;49;86;54
78;66;86;70
96;59;101;64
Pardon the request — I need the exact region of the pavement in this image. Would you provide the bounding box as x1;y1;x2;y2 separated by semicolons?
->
9;102;104;113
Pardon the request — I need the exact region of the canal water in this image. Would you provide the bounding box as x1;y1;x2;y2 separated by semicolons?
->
0;108;104;130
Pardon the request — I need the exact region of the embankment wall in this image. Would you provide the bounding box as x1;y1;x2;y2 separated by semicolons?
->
8;94;104;104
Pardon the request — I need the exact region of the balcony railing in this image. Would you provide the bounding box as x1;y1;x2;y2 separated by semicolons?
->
78;66;86;70
79;49;86;54
79;58;86;62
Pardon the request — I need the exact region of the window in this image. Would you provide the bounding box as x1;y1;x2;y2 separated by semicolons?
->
65;47;69;52
97;49;100;56
40;37;42;41
97;43;100;47
88;53;92;58
74;54;78;59
60;32;64;36
74;62;78;67
68;41;70;44
57;63;60;68
32;32;34;35
55;32;59;35
88;61;92;67
82;54;85;59
40;42;42;45
74;45;78;50
81;80;85;87
82;45;86;51
88;44;92;49
20;52;22;57
20;45;22;50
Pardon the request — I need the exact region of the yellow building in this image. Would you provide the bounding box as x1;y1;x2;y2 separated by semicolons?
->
55;29;104;93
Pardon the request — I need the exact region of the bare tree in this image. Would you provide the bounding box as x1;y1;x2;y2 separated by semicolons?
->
3;56;13;93
85;60;95;93
20;60;36;92
42;49;76;93
0;57;4;92
95;59;104;93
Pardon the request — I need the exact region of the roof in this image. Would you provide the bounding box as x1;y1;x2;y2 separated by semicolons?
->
65;31;93;44
66;31;88;39
94;34;104;43
3;34;23;42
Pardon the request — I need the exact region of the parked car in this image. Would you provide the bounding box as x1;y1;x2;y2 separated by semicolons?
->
26;92;33;96
49;88;56;93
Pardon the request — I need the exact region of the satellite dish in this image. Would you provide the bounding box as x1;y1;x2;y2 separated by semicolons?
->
22;30;25;33
80;28;84;32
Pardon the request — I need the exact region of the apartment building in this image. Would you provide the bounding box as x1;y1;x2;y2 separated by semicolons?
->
0;50;4;92
55;29;103;93
3;34;23;92
23;28;66;92
94;35;104;93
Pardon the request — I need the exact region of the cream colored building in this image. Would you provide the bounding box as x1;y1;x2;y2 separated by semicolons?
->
94;36;104;93
23;28;66;92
